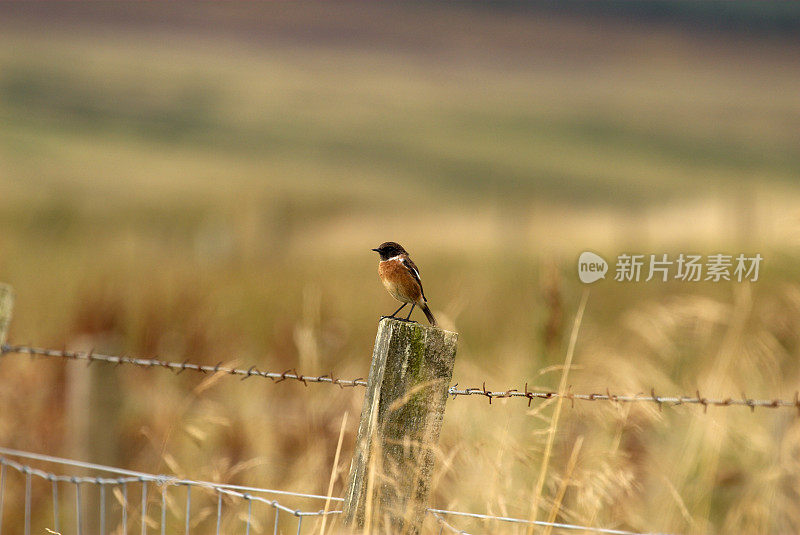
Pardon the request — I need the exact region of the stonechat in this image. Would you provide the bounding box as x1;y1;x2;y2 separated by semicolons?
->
372;241;437;326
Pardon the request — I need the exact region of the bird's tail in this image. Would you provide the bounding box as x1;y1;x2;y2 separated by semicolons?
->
421;302;437;327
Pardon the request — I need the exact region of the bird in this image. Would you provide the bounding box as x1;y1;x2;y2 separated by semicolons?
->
372;241;437;326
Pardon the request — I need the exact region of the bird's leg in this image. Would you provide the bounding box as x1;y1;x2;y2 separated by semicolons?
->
404;303;416;321
381;303;407;320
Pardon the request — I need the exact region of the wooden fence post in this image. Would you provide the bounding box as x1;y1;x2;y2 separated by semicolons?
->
342;317;458;534
0;283;13;346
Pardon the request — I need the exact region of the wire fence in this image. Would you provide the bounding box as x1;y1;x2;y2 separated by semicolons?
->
0;332;697;535
3;343;798;413
0;448;669;535
0;448;339;535
0;285;790;535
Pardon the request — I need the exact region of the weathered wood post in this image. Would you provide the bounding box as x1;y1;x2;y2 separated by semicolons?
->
0;283;13;346
343;317;457;534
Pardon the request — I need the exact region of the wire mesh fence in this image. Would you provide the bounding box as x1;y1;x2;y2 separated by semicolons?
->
0;448;340;535
0;449;668;535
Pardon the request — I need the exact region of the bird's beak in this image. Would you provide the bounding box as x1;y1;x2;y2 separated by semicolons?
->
371;248;380;252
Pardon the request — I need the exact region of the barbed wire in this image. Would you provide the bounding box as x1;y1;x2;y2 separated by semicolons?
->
0;344;368;388
447;383;800;413
3;344;798;413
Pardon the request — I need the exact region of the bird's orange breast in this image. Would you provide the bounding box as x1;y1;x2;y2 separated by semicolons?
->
378;259;421;303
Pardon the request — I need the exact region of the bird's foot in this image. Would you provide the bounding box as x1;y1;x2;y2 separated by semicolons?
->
380;316;417;323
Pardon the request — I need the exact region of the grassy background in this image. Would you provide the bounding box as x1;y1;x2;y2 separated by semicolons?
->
1;3;800;534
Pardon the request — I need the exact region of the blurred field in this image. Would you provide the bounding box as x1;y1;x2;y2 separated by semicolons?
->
1;3;800;534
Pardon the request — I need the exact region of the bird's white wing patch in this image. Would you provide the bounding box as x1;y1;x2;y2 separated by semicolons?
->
400;258;420;279
400;257;424;298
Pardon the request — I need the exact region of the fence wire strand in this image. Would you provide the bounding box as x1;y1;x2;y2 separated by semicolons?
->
0;447;343;503
428;508;672;535
3;343;798;412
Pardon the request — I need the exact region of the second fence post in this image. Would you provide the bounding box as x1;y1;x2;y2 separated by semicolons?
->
0;283;13;346
342;317;457;535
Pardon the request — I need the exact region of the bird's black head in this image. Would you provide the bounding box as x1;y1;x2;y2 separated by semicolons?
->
372;241;407;260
